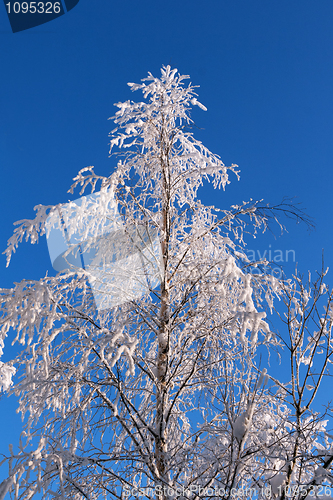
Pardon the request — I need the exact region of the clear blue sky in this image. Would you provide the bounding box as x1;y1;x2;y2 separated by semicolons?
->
1;0;333;492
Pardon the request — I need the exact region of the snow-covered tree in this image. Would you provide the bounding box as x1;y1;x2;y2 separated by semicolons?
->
1;66;333;500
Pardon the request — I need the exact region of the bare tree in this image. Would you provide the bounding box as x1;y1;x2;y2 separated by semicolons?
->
0;66;332;500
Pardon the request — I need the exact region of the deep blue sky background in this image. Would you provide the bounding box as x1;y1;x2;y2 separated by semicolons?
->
1;0;333;493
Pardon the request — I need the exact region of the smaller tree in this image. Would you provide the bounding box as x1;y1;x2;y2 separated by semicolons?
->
0;66;332;500
269;265;333;500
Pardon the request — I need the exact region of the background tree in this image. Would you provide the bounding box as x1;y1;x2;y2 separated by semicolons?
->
0;66;332;500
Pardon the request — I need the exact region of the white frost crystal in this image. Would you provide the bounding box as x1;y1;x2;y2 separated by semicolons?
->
0;361;15;392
